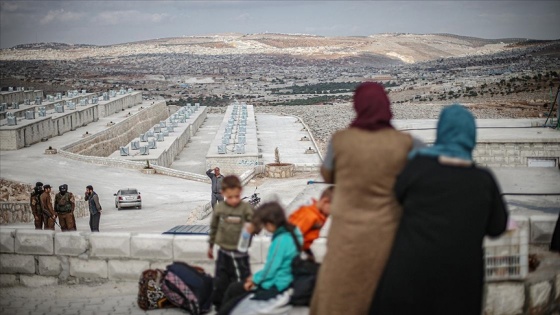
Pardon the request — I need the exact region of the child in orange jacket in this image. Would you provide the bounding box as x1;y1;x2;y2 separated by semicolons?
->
288;186;333;260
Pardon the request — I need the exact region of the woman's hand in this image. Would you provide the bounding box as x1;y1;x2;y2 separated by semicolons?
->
243;276;254;291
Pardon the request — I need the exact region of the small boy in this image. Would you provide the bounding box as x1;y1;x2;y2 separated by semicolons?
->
289;186;333;260
208;175;254;310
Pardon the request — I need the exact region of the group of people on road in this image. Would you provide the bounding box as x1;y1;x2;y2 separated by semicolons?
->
30;183;103;232
30;182;76;231
206;82;511;315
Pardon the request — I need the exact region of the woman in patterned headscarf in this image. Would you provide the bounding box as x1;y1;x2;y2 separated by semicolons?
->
370;104;508;315
310;82;414;315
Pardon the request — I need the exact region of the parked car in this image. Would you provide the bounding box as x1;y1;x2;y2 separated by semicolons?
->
114;188;142;210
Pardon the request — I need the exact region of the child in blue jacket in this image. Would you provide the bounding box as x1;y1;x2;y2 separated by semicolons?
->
219;201;303;315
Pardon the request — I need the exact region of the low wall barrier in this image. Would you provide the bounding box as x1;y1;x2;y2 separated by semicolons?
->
0;228;558;315
0;201;89;224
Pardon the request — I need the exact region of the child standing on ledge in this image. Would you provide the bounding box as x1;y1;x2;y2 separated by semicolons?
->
208;175;254;310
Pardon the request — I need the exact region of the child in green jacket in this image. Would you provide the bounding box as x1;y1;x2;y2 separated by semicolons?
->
209;175;254;310
219;201;303;315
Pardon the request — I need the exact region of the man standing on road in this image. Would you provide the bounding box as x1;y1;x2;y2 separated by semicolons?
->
30;182;45;229
55;184;76;231
206;167;224;210
85;185;102;232
40;184;56;230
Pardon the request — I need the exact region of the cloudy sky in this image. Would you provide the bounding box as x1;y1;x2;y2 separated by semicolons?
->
1;1;559;48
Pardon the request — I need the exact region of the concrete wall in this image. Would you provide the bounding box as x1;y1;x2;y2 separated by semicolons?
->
206;154;260;176
0;106;99;150
114;107;208;168
51;107;98;137
64;101;169;157
0;229;268;284
473;141;560;168
0;94;95;120
0;90;43;106
0;201;89;224
0;229;558;315
98;92;143;118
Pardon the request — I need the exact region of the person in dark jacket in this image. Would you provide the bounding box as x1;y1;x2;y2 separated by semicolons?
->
40;184;57;230
369;104;508;315
30;182;45;229
207;167;225;210
55;184;76;231
85;185;102;232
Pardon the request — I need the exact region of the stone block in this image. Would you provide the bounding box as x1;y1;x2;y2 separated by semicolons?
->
310;238;327;263
491;150;505;157
107;260;149;280
530;215;557;244
173;235;209;262
0;228;15;253
248;236;264;264
484;283;524;315
55;232;88;256
15;230;54;255
20;275;58;287
0;254;35;274
529;281;552;314
0;274;18;286
69;258;107;279
494;156;505;163
150;261;172;271
90;233;130;258
130;234;173;260
38;256;62;276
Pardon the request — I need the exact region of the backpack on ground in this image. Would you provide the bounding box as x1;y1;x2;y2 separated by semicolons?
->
137;268;175;310
161;262;214;315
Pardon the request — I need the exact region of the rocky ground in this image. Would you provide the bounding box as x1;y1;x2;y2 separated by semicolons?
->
0;179;32;202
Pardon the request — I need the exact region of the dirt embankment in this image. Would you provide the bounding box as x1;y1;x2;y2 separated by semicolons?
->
0;179;33;202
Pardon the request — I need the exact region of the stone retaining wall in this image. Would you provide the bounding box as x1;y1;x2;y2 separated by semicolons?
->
473;142;560;168
0;229;269;285
206;154;260;176
114;107;208;168
0;201;89;224
0;229;558;314
265;163;295;178
63;101;169;157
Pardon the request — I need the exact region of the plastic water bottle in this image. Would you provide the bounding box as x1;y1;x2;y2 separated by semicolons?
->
237;223;252;252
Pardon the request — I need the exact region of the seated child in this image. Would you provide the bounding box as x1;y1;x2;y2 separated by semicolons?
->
219;201;303;315
288;186;333;260
208;175;254;310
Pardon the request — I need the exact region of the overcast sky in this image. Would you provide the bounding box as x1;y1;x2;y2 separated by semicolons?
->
1;1;559;49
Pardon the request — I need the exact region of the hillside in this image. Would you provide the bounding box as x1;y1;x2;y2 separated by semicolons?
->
0;33;541;63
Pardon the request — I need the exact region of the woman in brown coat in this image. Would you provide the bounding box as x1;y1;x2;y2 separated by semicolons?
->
310;82;413;315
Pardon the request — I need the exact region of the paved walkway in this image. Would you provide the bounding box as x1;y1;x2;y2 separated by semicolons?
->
0;281;308;315
256;114;322;165
170;114;224;175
